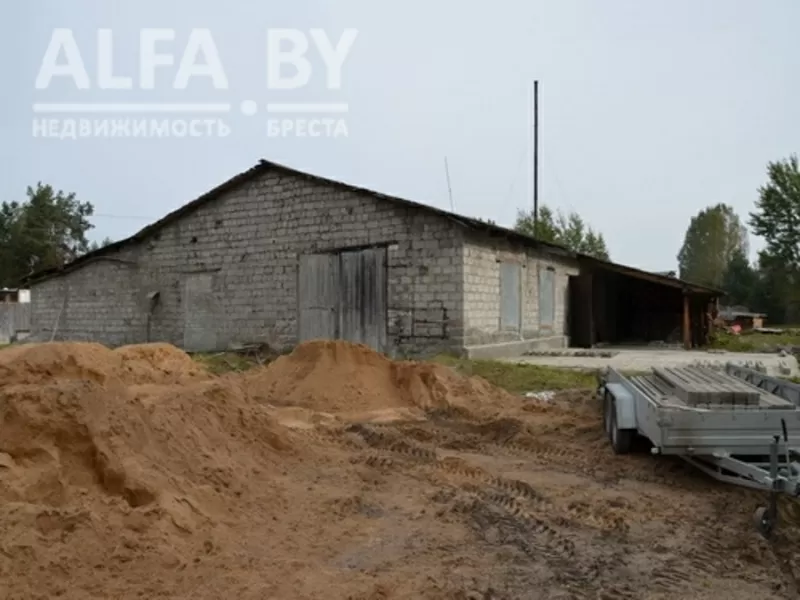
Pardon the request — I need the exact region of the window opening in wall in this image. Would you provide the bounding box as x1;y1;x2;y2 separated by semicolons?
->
499;262;521;331
538;266;555;331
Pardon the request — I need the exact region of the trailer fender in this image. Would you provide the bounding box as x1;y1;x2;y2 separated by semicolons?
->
605;383;637;430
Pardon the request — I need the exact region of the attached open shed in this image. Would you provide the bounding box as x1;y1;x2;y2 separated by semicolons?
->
568;257;722;349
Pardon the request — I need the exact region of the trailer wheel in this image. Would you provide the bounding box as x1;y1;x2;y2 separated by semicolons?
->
610;401;634;455
753;506;774;538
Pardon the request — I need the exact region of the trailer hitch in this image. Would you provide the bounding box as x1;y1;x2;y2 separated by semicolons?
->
754;419;792;538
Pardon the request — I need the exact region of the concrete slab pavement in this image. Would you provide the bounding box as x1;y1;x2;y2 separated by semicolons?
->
505;349;799;377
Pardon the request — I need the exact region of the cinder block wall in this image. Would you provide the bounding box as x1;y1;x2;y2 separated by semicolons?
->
30;259;142;346
30;168;465;355
462;233;579;346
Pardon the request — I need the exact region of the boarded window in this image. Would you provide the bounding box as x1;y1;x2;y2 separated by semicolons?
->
499;262;521;330
539;266;555;329
183;272;218;352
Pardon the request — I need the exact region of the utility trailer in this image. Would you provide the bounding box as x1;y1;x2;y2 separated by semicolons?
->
598;365;800;536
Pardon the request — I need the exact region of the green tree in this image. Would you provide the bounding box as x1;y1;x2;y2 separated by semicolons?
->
514;204;610;260
749;155;800;323
677;203;748;288
88;237;115;252
0;183;95;287
721;249;757;307
749;257;789;323
522;205;560;244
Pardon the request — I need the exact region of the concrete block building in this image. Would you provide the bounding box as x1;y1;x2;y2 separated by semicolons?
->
26;160;721;356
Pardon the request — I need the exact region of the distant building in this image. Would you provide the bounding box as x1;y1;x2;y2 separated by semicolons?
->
0;288;30;303
718;305;766;330
0;289;31;344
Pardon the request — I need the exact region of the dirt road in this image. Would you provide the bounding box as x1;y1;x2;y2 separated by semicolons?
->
280;393;800;599
1;341;799;599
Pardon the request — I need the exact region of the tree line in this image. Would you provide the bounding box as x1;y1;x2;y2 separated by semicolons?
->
677;156;800;324
0;183;112;288
514;205;610;260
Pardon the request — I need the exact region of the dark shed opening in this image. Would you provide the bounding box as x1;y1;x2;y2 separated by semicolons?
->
568;258;721;350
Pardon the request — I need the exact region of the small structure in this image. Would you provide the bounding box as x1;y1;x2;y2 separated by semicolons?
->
0;288;30;303
567;257;720;350
719;305;766;330
0;288;32;343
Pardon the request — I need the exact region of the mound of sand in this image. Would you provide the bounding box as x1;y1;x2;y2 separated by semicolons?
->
0;339;531;599
245;340;518;416
0;342;299;599
0;341;209;386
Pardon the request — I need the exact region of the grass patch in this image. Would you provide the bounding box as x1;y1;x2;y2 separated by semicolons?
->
433;355;598;394
709;329;800;353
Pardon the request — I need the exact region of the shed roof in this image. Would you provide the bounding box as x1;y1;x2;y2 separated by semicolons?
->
719;306;767;318
577;256;723;295
23;159;723;296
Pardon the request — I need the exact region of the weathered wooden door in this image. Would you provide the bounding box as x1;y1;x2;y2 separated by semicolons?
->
298;254;340;343
338;247;387;352
297;247;387;352
183;273;218;351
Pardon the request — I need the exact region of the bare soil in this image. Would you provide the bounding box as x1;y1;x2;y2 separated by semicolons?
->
1;340;799;599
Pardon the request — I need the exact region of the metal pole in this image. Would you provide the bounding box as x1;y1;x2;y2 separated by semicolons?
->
51;293;67;342
444;156;454;212
533;80;539;234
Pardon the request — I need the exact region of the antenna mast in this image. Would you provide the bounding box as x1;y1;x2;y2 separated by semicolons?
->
444;157;455;211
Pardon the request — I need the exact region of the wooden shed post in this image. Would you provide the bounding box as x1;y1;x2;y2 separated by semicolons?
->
682;293;691;350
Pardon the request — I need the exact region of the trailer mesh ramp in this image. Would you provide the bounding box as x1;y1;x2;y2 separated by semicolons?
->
652;366;792;409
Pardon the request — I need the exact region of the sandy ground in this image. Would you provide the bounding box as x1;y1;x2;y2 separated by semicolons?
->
508;348;799;377
1;341;800;599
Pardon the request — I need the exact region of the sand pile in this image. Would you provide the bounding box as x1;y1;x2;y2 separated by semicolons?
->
0;339;556;598
0;341;210;386
0;342;297;599
245;340;517;416
1;339;794;599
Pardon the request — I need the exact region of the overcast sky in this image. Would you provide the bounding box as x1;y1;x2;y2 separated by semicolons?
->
1;1;798;271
